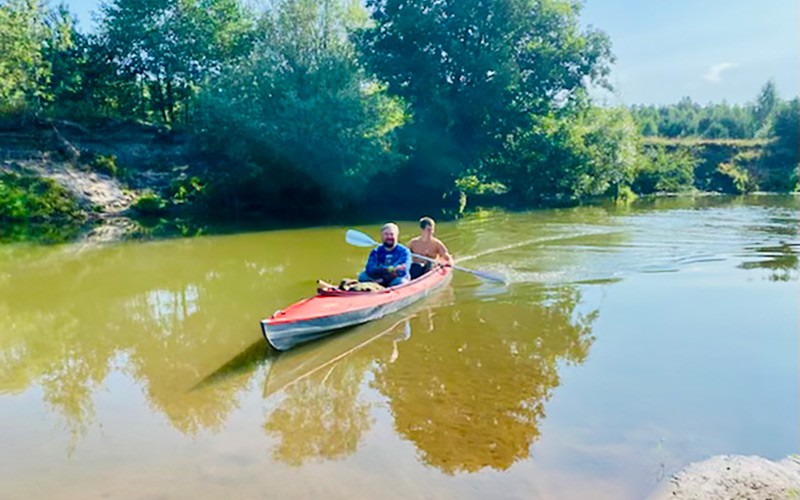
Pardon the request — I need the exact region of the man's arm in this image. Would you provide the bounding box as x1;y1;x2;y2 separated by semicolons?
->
437;240;454;265
394;245;412;278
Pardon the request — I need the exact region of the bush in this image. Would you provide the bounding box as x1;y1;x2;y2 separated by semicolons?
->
633;146;696;194
454;175;507;196
710;162;750;194
0;172;82;221
133;192;167;214
89;154;118;177
167;175;206;205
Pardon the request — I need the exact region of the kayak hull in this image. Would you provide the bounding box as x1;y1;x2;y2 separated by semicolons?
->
262;267;451;350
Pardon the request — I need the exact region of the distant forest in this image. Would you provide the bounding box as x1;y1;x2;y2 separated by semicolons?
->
630;81;789;139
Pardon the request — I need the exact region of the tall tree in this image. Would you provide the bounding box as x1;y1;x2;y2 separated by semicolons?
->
760;98;799;191
196;0;404;214
358;0;613;199
0;0;50;112
97;0;253;124
753;79;780;135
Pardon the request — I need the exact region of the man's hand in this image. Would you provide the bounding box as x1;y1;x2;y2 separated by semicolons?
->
396;264;406;272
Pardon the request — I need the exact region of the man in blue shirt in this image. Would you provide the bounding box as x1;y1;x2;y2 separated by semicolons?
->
358;223;412;287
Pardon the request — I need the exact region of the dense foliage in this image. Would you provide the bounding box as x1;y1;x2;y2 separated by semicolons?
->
195;0;405;214
358;0;613;203
0;171;82;221
0;0;797;225
759;98;799;191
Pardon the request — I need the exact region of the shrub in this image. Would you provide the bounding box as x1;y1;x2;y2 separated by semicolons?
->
710;162;750;194
133;192;166;214
167;175;206;205
0;172;82;221
89;154;118;177
633;146;696;194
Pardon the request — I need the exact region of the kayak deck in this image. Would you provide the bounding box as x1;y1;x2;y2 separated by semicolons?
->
262;267;451;350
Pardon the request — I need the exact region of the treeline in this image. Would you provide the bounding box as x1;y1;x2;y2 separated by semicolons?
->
630;81;787;139
0;0;797;222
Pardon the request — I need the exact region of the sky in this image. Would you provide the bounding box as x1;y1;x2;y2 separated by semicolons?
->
67;0;798;106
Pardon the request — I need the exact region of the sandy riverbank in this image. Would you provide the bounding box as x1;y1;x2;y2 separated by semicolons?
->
649;455;800;499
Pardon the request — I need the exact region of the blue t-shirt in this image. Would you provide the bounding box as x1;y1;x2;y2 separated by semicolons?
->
365;244;412;280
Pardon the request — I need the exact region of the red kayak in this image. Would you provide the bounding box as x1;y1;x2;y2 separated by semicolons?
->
262;266;452;350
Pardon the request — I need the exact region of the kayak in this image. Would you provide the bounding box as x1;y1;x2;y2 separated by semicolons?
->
261;266;452;350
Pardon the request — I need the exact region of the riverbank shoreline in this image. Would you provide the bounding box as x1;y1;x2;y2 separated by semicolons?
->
649;455;800;499
0;119;794;244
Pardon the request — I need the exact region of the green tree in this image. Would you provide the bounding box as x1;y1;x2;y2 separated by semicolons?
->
753;79;780;135
632;145;696;194
40;3;84;110
196;0;405;214
759;98;799;191
358;0;613;202
0;0;50;113
98;0;254;124
488;106;640;204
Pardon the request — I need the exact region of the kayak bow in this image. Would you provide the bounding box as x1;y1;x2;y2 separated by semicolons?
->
261;266;452;351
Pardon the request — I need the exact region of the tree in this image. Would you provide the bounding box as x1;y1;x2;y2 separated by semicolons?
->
488;106;640;204
97;0;254;124
759;98;799;191
0;0;50;112
632;145;696;194
358;0;613;201
195;0;405;214
753;79;779;135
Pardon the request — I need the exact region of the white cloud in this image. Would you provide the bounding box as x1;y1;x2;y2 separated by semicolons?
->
703;62;739;83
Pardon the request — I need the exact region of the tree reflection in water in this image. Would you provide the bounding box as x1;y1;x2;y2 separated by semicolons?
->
259;285;596;474
373;285;597;474
263;366;372;466
0;239;284;448
738;242;799;282
261;316;417;466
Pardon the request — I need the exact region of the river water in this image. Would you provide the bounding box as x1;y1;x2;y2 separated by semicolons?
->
1;195;797;499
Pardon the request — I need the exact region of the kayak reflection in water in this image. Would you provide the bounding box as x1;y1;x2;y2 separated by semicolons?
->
408;217;453;280
358;223;412;287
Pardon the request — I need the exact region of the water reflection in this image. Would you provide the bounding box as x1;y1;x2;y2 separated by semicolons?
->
260;295;454;466
739;243;800;282
253;283;596;474
263;362;373;466
0;235;303;447
374;285;597;474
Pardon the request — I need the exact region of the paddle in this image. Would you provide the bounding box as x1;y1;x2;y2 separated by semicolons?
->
345;229;507;284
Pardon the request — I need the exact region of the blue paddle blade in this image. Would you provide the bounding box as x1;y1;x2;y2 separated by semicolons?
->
345;229;379;247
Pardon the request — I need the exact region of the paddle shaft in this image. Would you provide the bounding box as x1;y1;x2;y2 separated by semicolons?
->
412;253;504;282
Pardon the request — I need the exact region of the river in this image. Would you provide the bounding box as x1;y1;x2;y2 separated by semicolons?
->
0;195;797;499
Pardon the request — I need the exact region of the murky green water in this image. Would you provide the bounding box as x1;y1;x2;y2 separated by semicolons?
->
1;195;797;499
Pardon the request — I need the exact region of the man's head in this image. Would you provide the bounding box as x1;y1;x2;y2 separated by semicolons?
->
380;222;399;249
419;217;435;238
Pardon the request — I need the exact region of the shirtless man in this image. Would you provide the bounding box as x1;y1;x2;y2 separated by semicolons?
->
407;217;453;279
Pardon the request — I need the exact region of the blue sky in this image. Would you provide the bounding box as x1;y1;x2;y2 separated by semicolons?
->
67;0;798;105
